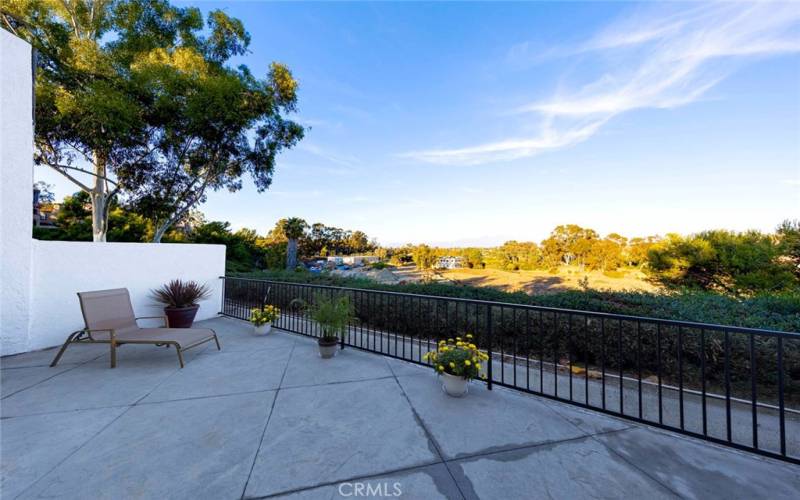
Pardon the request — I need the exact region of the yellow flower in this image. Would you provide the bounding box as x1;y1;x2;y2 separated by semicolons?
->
466;334;473;339
437;365;444;371
447;338;454;343
456;337;462;341
464;360;471;366
449;362;455;368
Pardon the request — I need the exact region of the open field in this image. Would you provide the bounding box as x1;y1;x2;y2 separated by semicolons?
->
393;266;661;295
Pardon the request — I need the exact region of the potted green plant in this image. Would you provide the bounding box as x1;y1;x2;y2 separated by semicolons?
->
308;293;354;358
250;305;279;334
151;280;212;328
423;335;488;397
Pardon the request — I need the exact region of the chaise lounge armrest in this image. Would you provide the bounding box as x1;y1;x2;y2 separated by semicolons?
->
78;328;116;341
136;315;168;327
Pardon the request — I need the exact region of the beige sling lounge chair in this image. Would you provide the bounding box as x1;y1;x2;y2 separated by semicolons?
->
50;288;221;369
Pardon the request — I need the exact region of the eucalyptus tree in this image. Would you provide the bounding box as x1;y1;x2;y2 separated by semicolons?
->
2;0;303;241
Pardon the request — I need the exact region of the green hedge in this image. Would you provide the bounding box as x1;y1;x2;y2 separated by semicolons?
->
230;270;800;332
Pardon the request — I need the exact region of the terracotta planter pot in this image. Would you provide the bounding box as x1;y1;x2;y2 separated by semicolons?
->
441;372;468;397
318;337;338;358
254;323;272;335
164;305;199;328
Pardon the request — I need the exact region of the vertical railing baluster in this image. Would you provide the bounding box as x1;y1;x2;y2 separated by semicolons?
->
513;307;518;388
500;306;505;385
601;318;606;410
777;336;786;457
486;304;493;391
220;277;226;315
657;323;663;425
394;294;399;356
750;333;758;449
678;326;684;431
724;330;732;442
584;315;589;406
568;314;573;401
421;296;426;363
554;312;559;398
526;310;531;391
637;320;642;420
701;329;708;437
538;310;544;394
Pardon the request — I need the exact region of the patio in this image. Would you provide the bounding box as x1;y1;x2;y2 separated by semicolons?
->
2;316;798;499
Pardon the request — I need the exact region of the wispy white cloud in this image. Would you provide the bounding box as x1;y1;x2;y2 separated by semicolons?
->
268;189;323;199
297;143;360;173
405;2;800;165
783;178;800;186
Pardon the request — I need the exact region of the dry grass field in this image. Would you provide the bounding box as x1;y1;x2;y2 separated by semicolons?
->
442;267;660;294
393;266;660;295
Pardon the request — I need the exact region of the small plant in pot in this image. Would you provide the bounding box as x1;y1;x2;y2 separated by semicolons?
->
250;306;279;335
151;280;212;328
308;293;354;358
423;335;488;397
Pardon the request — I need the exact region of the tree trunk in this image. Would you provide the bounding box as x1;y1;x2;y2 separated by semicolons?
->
286;239;298;270
152;224;168;243
90;153;109;242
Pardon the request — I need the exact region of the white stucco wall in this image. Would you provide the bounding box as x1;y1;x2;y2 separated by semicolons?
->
0;29;34;355
26;241;225;352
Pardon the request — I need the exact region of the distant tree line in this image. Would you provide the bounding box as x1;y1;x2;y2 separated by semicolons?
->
32;197;376;272
384;222;800;295
33;194;797;294
263;218;377;257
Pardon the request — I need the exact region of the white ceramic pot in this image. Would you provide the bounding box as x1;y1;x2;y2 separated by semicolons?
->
254;323;272;335
318;338;338;358
441;372;468;397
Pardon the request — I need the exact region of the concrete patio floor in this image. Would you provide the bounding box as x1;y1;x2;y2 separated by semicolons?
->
2;317;798;499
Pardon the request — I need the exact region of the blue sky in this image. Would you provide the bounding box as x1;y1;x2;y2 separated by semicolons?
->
37;1;800;246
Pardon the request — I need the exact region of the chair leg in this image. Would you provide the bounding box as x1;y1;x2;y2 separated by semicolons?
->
176;347;185;368
213;333;221;351
110;340;117;368
50;331;80;367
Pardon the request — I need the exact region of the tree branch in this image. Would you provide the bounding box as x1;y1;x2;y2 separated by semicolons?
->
46;163;91;192
102;186;120;219
1;13;20;36
54;164;119;186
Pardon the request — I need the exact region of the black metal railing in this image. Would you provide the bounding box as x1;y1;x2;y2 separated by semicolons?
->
220;276;799;464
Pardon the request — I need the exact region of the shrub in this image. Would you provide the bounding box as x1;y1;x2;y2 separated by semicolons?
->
308;293;355;340
151;280;211;308
228;270;800;332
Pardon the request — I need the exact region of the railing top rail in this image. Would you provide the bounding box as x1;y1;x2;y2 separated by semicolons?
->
220;276;800;338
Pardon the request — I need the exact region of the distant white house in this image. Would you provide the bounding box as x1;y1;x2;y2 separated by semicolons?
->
435;256;464;269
